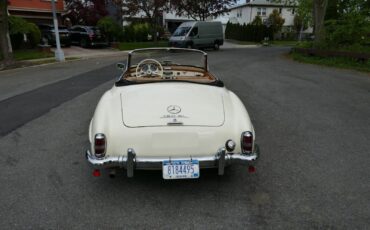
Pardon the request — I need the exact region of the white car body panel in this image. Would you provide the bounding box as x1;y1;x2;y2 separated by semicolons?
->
89;83;254;158
121;83;225;127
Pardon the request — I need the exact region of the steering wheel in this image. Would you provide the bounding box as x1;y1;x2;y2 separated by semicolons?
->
135;59;163;78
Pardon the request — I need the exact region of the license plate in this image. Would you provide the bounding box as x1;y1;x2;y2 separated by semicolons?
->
162;159;199;179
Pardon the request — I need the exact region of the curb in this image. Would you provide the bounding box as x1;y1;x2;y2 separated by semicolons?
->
0;51;127;73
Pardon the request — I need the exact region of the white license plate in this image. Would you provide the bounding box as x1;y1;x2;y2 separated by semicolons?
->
162;159;199;179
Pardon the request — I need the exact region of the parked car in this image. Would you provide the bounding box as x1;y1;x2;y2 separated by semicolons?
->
69;25;108;48
169;21;224;50
86;48;259;179
38;24;71;47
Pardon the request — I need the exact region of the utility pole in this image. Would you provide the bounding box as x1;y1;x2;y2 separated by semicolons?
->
51;0;65;61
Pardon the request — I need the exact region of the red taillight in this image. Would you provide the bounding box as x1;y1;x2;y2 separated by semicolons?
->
241;131;253;154
94;133;106;158
93;169;101;177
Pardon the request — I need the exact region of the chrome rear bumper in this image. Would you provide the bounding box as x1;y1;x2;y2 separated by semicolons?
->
85;145;259;177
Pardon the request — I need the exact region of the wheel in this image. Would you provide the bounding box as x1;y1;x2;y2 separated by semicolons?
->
80;38;88;48
214;42;220;50
186;43;193;49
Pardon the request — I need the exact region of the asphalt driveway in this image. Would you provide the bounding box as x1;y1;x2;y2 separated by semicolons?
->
0;47;369;229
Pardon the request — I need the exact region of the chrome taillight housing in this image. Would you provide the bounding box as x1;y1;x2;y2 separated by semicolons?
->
94;133;106;158
241;131;253;154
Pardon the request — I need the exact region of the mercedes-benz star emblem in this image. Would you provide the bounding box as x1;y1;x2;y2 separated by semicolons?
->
167;105;181;114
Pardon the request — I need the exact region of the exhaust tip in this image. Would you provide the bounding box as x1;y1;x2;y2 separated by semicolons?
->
109;169;116;179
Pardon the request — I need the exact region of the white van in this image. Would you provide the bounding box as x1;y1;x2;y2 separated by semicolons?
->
169;21;224;50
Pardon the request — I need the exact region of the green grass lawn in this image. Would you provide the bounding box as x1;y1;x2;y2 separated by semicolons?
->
226;39;298;46
271;40;298;46
13;49;54;61
118;41;168;51
290;51;370;73
225;39;260;45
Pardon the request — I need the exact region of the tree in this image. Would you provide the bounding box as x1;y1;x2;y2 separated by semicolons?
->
0;0;13;66
65;0;108;25
324;0;370;48
273;0;327;43
251;15;263;26
111;0;125;25
268;9;285;37
171;0;236;21
97;16;123;42
122;0;168;42
312;0;328;43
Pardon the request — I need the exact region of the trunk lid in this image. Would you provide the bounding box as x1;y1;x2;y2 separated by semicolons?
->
120;83;225;127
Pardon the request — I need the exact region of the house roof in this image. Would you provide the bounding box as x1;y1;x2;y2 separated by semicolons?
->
230;0;295;9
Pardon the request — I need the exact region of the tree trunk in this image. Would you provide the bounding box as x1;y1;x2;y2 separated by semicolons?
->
299;22;304;41
0;1;13;66
313;0;328;43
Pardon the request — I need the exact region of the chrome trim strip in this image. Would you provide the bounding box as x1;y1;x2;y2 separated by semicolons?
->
85;144;260;173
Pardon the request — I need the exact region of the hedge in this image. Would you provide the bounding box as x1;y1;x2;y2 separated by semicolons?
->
225;22;273;42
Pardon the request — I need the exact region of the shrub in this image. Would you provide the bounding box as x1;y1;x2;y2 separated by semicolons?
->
97;16;124;42
324;12;370;48
8;16;41;49
225;22;273;42
122;23;152;42
28;23;41;48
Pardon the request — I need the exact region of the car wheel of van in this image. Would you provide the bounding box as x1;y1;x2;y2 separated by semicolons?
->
214;42;220;50
186;43;193;49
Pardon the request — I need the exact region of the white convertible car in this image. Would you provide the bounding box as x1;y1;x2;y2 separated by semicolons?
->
86;48;259;179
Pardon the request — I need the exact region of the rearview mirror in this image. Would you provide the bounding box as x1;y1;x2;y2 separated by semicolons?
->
116;62;126;71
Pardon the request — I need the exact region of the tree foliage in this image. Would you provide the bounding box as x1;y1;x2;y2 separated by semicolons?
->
122;0;168;41
273;0;326;42
251;16;263;26
171;0;236;21
323;0;370;48
110;0;125;25
8;16;41;49
64;0;108;25
97;16;124;42
0;0;13;64
268;9;285;34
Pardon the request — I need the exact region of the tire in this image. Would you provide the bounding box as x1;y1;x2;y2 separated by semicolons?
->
186;43;193;49
214;42;220;50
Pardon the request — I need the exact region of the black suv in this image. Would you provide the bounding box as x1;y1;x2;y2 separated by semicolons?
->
69;26;108;48
38;24;71;47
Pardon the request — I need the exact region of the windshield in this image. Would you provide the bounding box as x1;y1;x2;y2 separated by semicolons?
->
172;27;191;37
129;48;206;69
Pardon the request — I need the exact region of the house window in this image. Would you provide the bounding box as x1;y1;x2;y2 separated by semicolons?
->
292;8;295;15
279;8;282;14
237;9;242;18
257;8;267;16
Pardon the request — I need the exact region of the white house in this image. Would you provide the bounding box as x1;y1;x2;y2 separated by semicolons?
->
214;0;296;32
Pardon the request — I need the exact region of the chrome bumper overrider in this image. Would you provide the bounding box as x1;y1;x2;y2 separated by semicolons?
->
85;145;259;177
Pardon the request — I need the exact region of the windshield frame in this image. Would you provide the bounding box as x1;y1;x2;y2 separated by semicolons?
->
126;48;208;71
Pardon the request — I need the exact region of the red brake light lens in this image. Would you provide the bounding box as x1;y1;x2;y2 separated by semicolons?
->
94;133;106;158
241;131;253;153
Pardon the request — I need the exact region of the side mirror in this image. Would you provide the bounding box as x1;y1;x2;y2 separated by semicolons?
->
116;62;126;71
